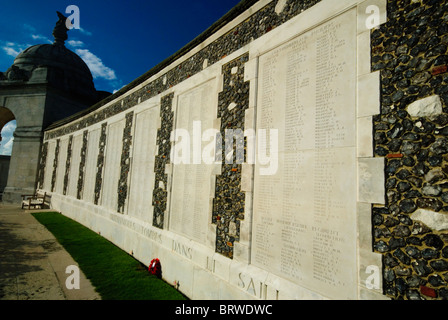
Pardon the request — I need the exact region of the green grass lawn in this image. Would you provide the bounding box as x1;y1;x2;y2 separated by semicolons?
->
32;211;187;300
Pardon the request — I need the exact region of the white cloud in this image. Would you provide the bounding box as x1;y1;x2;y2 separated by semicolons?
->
67;40;84;47
31;34;52;43
2;121;16;136
112;83;125;94
2;46;20;57
1;42;27;57
79;27;92;36
75;49;117;81
0;120;16;156
0;138;14;156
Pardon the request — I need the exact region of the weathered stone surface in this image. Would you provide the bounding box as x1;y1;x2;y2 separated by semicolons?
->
407;95;443;119
430;260;448;271
424;168;445;184
372;2;448;301
412;209;448;231
430;138;448;155
422;185;442;197
399;199;417;213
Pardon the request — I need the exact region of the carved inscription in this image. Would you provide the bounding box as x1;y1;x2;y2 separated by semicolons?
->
67;134;82;197
237;272;279;300
251;10;357;299
44;141;56;191
172;240;193;260
128;107;159;223
83;129;100;204
102;120;125;211
169;80;217;243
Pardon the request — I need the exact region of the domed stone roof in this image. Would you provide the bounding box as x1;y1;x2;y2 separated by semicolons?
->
1;11;103;101
13;43;93;84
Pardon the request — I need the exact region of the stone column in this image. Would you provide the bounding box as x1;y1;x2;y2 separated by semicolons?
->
2;126;43;204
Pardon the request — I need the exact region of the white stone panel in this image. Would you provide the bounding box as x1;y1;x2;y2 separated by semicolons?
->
55;138;68;194
83;128;100;203
357;31;371;76
251;9;358;300
357;71;380;117
127;105;160;223
43;140;56;191
358;157;385;204
169;79;219;245
67;134;82;198
101;120;125;211
357;116;373;158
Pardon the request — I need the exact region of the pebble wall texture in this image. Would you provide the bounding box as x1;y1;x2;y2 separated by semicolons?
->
372;0;448;300
118;112;134;213
152;93;174;229
94;123;107;205
62;135;73;196
37;142;48;190
212;54;250;259
77;130;88;200
50;139;59;192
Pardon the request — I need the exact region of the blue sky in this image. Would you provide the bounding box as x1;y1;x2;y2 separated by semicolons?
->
0;0;241;155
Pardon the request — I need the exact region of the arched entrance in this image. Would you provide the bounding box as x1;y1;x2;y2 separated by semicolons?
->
0;107;15;147
0;120;16;155
0;108;16;200
0;96;45;204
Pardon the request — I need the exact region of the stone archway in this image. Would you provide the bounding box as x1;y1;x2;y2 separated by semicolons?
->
0;119;16;155
0;95;46;204
0;107;16;200
0;107;15;143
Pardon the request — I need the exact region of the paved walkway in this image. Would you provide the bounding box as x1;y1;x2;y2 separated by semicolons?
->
0;203;100;300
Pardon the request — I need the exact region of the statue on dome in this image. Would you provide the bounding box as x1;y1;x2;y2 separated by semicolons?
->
52;11;69;46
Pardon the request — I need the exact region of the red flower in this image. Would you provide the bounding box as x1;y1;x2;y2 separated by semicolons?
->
148;258;162;279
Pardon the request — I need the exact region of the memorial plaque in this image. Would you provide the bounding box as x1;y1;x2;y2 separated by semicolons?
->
82;128;100;203
67;134;82;197
169;80;218;243
54;138;68;194
43;141;56;191
252;9;357;299
127;106;160;223
101;120;125;211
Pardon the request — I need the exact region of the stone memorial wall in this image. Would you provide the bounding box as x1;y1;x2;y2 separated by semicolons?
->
37;0;448;300
251;9;358;299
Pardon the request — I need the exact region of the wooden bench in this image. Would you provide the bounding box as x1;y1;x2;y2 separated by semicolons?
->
21;191;51;210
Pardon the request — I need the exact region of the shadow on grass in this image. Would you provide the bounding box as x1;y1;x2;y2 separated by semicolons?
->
32;211;188;300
